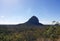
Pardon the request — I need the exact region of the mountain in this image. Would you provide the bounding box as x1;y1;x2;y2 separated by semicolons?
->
24;16;43;25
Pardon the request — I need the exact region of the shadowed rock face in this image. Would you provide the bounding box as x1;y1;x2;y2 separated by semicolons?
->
25;16;43;25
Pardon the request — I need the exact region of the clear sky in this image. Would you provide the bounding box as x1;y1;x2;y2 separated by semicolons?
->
0;0;60;24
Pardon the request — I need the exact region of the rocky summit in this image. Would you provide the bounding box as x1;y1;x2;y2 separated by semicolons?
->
25;16;43;25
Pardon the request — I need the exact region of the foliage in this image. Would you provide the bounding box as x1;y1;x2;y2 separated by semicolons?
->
0;25;60;41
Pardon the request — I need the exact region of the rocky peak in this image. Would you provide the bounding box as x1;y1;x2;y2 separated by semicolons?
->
25;16;43;25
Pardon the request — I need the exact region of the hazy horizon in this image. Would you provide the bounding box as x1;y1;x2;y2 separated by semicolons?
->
0;0;60;24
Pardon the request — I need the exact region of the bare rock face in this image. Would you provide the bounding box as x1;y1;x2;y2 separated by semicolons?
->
25;16;43;25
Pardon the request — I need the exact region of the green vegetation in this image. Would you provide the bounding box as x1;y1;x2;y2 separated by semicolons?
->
0;25;60;41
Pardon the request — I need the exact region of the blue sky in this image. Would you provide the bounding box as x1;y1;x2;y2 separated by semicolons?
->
0;0;60;24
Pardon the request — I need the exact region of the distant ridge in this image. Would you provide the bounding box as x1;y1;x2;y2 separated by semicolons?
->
24;16;43;25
